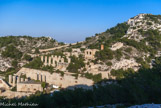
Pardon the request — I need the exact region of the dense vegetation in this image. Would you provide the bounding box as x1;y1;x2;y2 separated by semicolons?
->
120;38;150;52
0;36;21;47
1;45;22;59
24;57;43;69
106;22;129;39
67;55;85;73
95;47;114;61
145;14;161;24
23;54;32;61
111;68;135;80
141;29;161;50
84;73;102;83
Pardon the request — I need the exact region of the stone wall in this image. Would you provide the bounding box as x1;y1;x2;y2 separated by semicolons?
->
17;81;43;93
0;90;32;99
16;68;94;88
0;79;10;90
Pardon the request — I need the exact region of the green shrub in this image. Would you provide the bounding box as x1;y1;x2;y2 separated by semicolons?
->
11;60;18;68
106;22;129;39
67;55;85;73
2;45;22;59
84;73;102;83
96;48;114;61
124;47;132;53
146;21;152;25
114;49;123;61
24;57;43;69
23;54;32;61
106;61;112;66
111;68;135;80
35;48;40;53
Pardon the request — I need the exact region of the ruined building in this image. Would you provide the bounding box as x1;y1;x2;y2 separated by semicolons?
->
16;68;94;89
84;49;98;60
41;55;71;71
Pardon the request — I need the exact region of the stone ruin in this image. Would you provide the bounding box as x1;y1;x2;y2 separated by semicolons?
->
84;49;98;60
41;55;71;71
16;68;94;89
8;74;43;93
8;75;29;87
85;63;111;79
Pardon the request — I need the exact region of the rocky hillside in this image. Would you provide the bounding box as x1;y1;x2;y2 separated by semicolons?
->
0;36;59;71
83;14;161;46
74;14;161;71
1;14;161;76
24;14;161;80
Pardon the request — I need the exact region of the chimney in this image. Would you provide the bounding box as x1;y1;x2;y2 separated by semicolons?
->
101;44;104;50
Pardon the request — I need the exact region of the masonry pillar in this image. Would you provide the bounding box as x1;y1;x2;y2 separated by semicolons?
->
41;56;44;62
52;59;56;67
21;78;24;82
42;75;46;82
58;56;61;61
51;55;53;58
44;56;48;65
55;55;57;59
39;74;42;81
12;76;16;86
48;56;51;66
9;75;12;85
17;76;20;83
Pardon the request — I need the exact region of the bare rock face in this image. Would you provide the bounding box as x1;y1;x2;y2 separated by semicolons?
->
125;14;161;41
111;59;140;71
0;54;12;71
110;42;123;51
